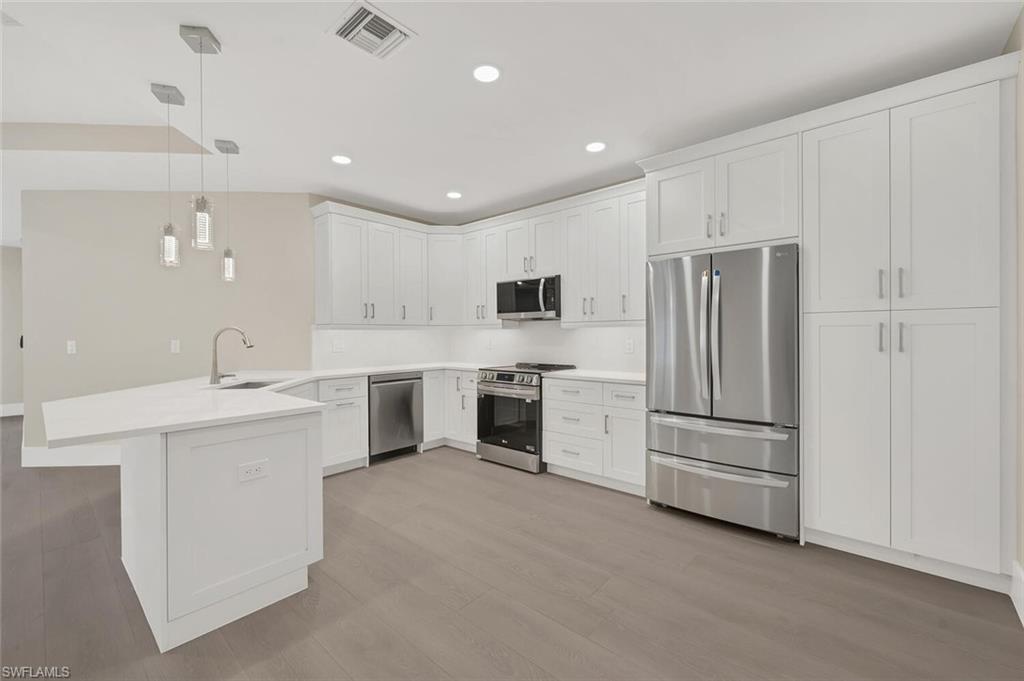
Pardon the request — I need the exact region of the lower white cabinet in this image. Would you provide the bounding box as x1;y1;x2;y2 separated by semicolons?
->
542;379;646;493
803;307;1001;573
444;370;477;445
423;370;445;443
322;396;369;472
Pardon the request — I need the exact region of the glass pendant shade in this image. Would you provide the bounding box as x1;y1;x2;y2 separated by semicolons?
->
160;223;181;267
222;247;236;282
191;195;213;250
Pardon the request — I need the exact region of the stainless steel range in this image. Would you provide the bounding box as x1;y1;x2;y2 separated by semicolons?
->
476;362;576;473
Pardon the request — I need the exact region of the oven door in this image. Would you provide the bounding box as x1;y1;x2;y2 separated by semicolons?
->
477;383;541;453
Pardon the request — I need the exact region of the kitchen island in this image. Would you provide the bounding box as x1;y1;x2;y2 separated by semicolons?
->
42;380;328;652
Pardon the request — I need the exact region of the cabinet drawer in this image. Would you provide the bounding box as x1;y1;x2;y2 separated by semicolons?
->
318;376;367;402
544;400;604;438
543;379;602;405
543;432;603;475
279;382;317;401
603;383;646;410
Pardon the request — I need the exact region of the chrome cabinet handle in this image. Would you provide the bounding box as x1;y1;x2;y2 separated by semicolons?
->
561;388;581;394
590;297;595;315
897;267;905;298
604;414;610;434
530;255;535;272
523;256;528;273
719;212;727;236
705;214;712;239
401;304;406;320
461;395;466;410
612;392;636;400
898;322;905;352
476;304;481;320
334;385;355;392
363;303;368;319
621;294;627;314
429;306;433;321
699;269;710;400
561;448;580;456
878;269;885;299
336;400;356;407
370;302;375;319
878;322;885;352
457;376;461;391
582;297;587;316
561;415;580;422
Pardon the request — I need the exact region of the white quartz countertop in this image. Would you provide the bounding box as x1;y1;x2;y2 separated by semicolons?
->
43;361;644;448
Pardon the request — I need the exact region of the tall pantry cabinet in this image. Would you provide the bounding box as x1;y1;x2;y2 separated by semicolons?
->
801;82;1003;573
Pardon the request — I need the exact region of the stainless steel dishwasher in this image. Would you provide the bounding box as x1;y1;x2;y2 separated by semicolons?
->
369;372;423;458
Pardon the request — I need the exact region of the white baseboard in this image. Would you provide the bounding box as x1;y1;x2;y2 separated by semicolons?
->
1012;561;1024;627
437;438;477;453
0;402;23;417
546;464;645;497
806;529;1011;594
22;438;121;467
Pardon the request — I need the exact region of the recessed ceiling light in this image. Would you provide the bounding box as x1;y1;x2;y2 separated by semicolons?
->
585;142;606;153
473;65;500;83
331;155;352;165
446;191;462;200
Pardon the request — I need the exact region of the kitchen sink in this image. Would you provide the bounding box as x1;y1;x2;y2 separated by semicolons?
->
218;380;289;390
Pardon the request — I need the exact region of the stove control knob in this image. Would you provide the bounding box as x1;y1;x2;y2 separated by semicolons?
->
531;375;539;385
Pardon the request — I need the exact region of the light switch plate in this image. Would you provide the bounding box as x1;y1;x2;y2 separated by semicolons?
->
238;458;269;482
331;339;345;353
625;338;635;354
170;339;181;354
66;340;77;355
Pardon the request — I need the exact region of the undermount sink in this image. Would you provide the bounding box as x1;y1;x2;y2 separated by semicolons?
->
218;380;289;390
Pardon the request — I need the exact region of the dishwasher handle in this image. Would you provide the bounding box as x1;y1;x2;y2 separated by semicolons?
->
370;372;423;385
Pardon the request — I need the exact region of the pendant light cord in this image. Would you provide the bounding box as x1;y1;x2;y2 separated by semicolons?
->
226;153;231;247
166;100;172;224
199;38;204;196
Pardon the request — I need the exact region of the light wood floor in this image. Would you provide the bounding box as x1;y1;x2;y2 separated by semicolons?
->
2;415;1023;680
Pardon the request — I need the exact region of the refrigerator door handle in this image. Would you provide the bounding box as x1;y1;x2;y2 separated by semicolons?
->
710;269;722;400
649;455;791;488
649;413;791;441
698;269;710;400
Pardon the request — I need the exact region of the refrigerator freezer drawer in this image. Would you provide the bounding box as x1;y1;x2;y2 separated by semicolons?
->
647;412;798;475
646;451;798;537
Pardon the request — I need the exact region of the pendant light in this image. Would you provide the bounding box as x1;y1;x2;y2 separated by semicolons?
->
215;139;239;282
180;25;221;251
151;83;185;268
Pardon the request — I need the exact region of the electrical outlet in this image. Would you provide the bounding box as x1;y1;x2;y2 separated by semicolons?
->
238;458;269;483
170;339;181;354
331;338;345;353
66;340;77;355
625;338;635;354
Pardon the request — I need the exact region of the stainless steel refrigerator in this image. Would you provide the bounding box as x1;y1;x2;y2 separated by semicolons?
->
645;244;799;537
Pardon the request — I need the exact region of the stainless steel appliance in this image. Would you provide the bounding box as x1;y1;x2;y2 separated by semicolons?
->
646;244;799;537
476;362;575;473
496;276;561;320
369;372;423;458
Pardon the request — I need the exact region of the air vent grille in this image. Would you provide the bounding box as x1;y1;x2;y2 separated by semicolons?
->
332;2;411;58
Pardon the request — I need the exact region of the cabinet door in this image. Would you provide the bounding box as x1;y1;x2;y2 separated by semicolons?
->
397;231;427;324
890;83;999;310
503;221;530;278
603;406;645;486
462;381;478;445
463;233;485;323
646;158;716;255
890;308;1000;572
530;213;564;277
422;371;445;443
482;228;506;323
428;235;464;324
619;192;646;321
365;223;397;324
562;208;589;323
444;371;462;439
802;112;890;313
324;398;369;470
715;135;799;246
588;199;621;322
329;216;367;324
802;312;890;546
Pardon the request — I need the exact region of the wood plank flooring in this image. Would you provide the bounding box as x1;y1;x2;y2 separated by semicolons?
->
2;414;1023;680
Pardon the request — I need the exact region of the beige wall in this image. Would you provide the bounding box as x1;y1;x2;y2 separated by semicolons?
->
21;190;314;447
1005;8;1024;565
1;246;23;406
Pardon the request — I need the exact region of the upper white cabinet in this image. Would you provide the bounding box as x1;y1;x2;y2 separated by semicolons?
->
890;82;1000;310
646;136;798;255
314;215;367;325
397;231;427;324
619;192;647;320
503;220;530;277
802;112;891;313
503;215;565;278
427;235;464;325
365;223;397;324
464;228;505;324
889;308;1000;572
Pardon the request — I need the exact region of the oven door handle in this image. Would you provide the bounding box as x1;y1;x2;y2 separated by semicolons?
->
477;383;540;399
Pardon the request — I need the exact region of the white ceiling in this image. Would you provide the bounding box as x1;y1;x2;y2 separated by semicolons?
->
2;1;1022;231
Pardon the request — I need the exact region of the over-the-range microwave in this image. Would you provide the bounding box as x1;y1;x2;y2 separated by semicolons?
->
496;275;561;320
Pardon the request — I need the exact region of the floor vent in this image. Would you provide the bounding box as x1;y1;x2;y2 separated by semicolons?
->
331;2;413;58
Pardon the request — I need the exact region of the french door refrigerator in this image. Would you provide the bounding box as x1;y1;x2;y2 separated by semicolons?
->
645;244;799;537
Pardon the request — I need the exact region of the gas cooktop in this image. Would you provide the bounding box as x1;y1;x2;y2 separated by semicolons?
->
482;362;577;374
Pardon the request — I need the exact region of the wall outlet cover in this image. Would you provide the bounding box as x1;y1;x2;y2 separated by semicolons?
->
238;458;269;482
625;338;635;354
170;339;181;354
331;339;345;353
66;340;77;355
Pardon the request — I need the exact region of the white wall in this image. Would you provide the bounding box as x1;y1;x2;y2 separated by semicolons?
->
312;323;645;373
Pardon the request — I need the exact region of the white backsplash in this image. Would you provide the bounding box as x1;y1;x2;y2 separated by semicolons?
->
312;322;646;373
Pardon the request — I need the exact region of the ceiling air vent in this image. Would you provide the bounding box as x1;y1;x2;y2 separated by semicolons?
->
331;2;413;58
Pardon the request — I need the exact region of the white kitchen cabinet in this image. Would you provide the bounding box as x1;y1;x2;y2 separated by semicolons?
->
715;135;799;246
365;223;397;324
890;82;999;310
619;192;646;321
397;231;428;324
562;207;588;323
802;312;891;547
503;220;530;277
588;199;622;322
802;112;891;313
322;397;369;473
530;212;564;277
645;157;716;255
482;229;505;323
314;214;367;324
444;370;477;445
422;370;445;444
890;308;1000;572
463;228;505;325
603;406;645;487
427;235;464;324
463;231;485;323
